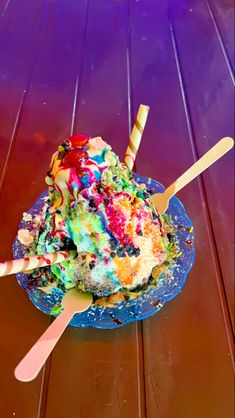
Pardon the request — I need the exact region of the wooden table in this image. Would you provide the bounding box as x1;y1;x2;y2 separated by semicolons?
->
0;1;234;417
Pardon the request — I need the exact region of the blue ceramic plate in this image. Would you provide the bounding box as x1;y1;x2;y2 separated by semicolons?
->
13;174;195;329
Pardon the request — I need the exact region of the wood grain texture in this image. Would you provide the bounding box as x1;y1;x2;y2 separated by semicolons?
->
208;0;235;73
0;0;45;176
45;2;145;417
170;0;235;330
0;1;234;417
0;0;89;417
0;0;12;16
129;1;234;417
72;0;130;159
0;3;49;418
46;324;145;418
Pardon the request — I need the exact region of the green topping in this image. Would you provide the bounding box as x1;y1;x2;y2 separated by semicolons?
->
50;305;63;315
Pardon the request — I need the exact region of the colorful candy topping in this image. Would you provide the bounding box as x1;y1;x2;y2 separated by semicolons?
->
24;134;179;301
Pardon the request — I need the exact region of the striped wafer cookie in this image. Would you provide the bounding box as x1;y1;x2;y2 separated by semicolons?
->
0;250;76;277
124;104;150;170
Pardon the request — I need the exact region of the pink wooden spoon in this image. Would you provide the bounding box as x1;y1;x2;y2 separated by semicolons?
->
14;289;92;382
152;137;234;214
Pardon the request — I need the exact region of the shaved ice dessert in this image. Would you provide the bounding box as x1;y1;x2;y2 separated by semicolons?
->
18;134;180;306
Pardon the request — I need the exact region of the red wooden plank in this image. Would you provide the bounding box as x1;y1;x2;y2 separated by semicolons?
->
170;0;234;330
0;3;47;418
0;0;44;176
46;325;144;418
129;1;234;417
0;1;88;417
45;2;145;418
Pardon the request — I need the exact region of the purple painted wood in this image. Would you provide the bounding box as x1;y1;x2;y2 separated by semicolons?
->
208;0;235;73
0;1;234;417
0;0;11;16
73;0;130;159
130;1;234;417
0;0;44;177
170;0;234;330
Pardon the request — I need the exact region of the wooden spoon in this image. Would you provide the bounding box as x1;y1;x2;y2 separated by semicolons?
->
14;289;92;382
152;137;234;214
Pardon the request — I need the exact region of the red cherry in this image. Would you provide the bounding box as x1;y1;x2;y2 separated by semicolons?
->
69;133;89;147
63;149;87;167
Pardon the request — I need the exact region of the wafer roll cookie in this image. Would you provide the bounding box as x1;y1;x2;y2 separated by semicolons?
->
124;104;150;170
0;250;76;277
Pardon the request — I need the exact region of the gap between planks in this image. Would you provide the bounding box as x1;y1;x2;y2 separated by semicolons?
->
206;0;235;85
0;0;11;18
70;0;90;136
38;1;90;417
127;1;147;416
0;0;49;198
169;13;234;363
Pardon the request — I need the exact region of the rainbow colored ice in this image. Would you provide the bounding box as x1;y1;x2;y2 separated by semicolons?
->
21;134;177;300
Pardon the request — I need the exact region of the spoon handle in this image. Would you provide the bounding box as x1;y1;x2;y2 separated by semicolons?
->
165;137;234;198
14;308;73;382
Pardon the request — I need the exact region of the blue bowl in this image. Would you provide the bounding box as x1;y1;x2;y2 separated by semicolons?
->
13;174;195;329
